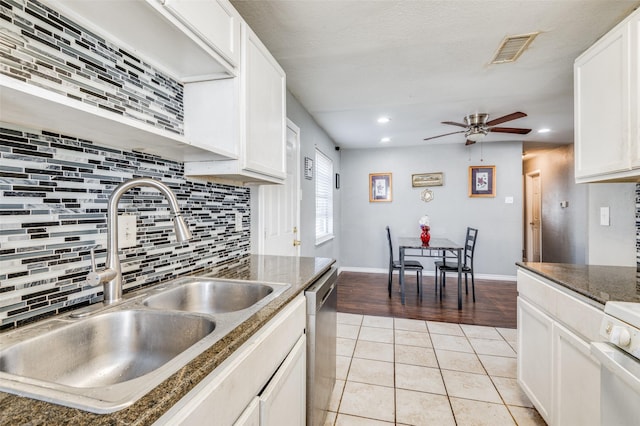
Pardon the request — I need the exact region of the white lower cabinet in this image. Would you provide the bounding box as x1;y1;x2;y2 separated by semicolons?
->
517;297;553;422
154;295;306;425
517;269;604;426
553;323;600;426
234;398;259;426
234;335;305;426
259;335;306;425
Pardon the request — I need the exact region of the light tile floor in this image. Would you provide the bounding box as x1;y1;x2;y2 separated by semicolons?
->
326;313;547;426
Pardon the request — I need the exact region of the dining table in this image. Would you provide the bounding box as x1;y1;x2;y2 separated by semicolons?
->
397;237;464;309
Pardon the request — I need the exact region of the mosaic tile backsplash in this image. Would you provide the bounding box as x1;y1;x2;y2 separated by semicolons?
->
0;123;250;330
0;0;184;134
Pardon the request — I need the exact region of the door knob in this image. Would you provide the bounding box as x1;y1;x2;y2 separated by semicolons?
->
293;239;301;247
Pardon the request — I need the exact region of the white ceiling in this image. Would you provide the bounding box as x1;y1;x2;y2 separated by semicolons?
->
231;0;639;151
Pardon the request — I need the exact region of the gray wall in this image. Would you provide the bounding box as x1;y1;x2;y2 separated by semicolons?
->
523;145;588;264
251;91;341;263
587;182;637;266
339;141;523;278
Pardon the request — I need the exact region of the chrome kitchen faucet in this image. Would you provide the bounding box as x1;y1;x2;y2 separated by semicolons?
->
87;178;192;304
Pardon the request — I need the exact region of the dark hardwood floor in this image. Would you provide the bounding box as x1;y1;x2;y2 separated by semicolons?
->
337;271;517;329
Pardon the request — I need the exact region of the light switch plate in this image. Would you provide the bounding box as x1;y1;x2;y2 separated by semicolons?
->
118;215;137;248
235;212;243;232
600;207;610;226
505;196;514;204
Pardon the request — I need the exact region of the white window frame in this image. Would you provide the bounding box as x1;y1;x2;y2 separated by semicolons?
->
315;149;334;245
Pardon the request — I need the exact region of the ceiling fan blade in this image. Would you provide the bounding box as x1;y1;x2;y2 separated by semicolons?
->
486;111;527;126
423;130;465;141
489;127;532;134
441;121;467;128
465;139;476;146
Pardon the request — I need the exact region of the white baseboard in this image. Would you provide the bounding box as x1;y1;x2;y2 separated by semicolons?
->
337;266;516;282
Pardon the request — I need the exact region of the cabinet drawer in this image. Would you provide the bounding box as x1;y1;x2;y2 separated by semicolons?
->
552;285;604;342
517;269;557;314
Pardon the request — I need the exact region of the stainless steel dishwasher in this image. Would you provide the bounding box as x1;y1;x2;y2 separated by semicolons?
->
305;266;338;426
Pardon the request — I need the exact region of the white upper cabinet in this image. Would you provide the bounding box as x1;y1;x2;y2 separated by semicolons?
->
241;23;287;180
49;0;236;79
161;0;241;69
185;22;287;184
574;7;640;183
1;0;242;162
1;0;286;177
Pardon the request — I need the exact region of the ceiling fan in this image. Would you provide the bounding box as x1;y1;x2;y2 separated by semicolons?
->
424;112;532;145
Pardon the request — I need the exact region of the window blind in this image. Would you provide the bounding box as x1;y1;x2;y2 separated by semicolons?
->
315;149;333;244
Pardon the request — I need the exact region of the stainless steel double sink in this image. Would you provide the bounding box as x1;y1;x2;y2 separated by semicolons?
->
0;276;290;413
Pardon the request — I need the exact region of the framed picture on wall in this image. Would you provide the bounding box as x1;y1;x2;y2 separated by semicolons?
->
412;172;444;187
369;172;392;202
304;157;313;180
469;166;496;197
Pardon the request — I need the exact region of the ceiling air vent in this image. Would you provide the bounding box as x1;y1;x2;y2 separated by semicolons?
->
490;32;540;64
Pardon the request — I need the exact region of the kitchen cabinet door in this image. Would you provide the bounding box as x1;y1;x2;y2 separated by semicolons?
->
234;397;260;426
241;23;287;180
629;10;640;170
517;297;553;423
574;7;640;182
259;334;306;426
574;16;631;181
162;0;241;66
553;323;601;426
184;22;286;184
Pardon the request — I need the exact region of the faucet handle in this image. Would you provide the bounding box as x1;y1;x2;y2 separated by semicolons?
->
86;247;116;286
90;246;98;271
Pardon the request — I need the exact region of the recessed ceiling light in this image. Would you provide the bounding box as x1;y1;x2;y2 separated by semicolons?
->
381;137;391;143
538;128;551;134
377;117;391;124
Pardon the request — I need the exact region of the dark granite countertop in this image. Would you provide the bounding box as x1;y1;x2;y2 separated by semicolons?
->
517;262;640;306
0;255;335;426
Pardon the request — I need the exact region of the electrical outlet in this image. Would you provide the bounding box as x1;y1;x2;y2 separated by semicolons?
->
235;212;243;232
118;215;137;248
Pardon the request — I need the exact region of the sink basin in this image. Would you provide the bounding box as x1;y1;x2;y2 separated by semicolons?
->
0;310;215;387
0;310;216;412
0;276;289;413
143;279;275;314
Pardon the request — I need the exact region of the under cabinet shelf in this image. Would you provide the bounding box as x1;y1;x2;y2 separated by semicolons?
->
0;76;233;162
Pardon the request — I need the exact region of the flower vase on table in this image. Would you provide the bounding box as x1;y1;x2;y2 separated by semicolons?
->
419;214;430;246
420;225;431;246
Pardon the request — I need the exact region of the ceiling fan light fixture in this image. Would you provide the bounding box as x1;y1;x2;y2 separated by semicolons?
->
466;128;488;142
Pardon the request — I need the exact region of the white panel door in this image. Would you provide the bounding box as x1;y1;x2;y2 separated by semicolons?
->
258;120;301;256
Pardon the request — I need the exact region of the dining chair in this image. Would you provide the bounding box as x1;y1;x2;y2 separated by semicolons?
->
386;226;424;299
435;227;478;302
